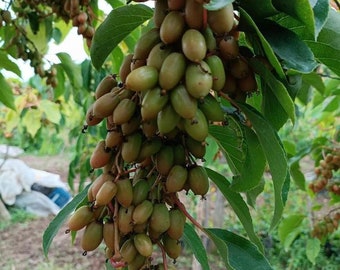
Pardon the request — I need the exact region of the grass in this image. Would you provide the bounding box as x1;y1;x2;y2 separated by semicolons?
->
0;206;37;230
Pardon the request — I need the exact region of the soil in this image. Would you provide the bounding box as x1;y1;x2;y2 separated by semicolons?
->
0;154;106;270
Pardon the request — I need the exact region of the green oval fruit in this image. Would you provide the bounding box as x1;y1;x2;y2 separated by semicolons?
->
166;165;188;193
132;179;150;206
173;144;186;165
132;200;154;224
68;205;94;231
127;254;146;270
185;136;206;159
141;87;169;120
203;26;217;53
125;66;158;92
90;140;112;169
118;205;134;235
81;221;103;251
133;28;161;60
141;119;158;138
157;104;181;134
168;0;185;10
137;137;162;162
147;42;172;71
188;165;209;196
183;109;208;142
116;178;133;208
85;104;103;127
95;74;117;99
219;35;239;60
205;55;226;91
185;61;213;99
167;208;186;239
170;84;197;119
160;11;185;44
237;71;257;93
149;203;171;233
92;91;120;118
153;0;168;28
156;145;174;175
221;73;237;96
133;222;148;233
120;239;138;263
103;221;115;250
134;233;153;257
121;132;142;163
90;173;114;200
112;98;136;125
162;234;181;259
159;52;186;91
230;58;250;79
119;53;133;83
95;180;117;207
184;0;203;30
207;4;234;35
182;29;206;63
105;130;123;148
121;115;141;136
198;93;225;121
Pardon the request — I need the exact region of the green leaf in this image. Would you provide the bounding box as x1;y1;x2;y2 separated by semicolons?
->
5;109;20;133
205;229;273;270
205;168;263;252
209;116;246;175
312;0;330;37
278;214;305;251
238;7;286;81
204;229;233;269
271;0;315;36
57;52;83;89
204;0;234;11
26;18;50;54
237;103;289;229
39;100;61;124
0;51;21;77
289;162;306;190
249;57;296;126
0;73;15;110
231;126;266;192
302;72;325;95
22;109;42;137
261;21;318;74
246;179;265;208
239;0;278;19
53;64;66;98
306;238;321;264
183;223;210;270
278;9;340;77
90;4;153;69
43;184;90;257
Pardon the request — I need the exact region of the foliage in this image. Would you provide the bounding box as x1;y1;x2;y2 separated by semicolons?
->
0;0;339;269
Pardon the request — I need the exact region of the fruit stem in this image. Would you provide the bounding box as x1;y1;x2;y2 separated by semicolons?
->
113;199;122;261
157;241;168;270
170;194;204;232
203;8;208;30
114;148;123;178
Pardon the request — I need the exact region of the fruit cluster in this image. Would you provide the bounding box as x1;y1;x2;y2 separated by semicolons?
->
67;1;260;269
309;148;340;194
311;212;340;240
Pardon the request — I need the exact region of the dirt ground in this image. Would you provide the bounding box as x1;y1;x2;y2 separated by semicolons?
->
0;154;107;270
